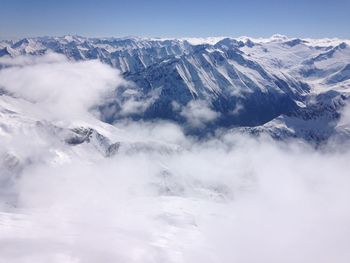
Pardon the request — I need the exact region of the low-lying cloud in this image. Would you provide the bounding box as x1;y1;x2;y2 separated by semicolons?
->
180;100;220;128
2;130;350;263
0;53;124;122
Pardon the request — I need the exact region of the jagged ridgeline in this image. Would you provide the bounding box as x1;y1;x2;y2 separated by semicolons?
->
1;35;350;141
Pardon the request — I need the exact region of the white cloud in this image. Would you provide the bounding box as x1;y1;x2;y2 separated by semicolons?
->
180;100;220;128
0;53;124;122
116;88;161;116
1;121;350;263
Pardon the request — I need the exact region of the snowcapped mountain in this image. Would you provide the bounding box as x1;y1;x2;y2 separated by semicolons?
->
1;35;350;142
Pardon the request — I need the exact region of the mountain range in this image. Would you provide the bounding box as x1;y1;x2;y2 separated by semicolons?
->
1;34;350;144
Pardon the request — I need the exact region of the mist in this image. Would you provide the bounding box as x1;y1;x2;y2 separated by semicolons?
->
0;53;124;122
0;54;350;263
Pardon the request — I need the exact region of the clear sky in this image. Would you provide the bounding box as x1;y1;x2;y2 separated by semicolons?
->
1;0;350;39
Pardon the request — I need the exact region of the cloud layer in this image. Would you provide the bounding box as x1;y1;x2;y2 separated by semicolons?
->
1;131;350;263
0;53;123;122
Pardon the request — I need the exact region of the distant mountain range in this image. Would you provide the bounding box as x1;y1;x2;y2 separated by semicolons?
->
1;35;350;143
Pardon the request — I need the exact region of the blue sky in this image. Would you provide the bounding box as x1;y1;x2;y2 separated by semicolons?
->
1;0;350;38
